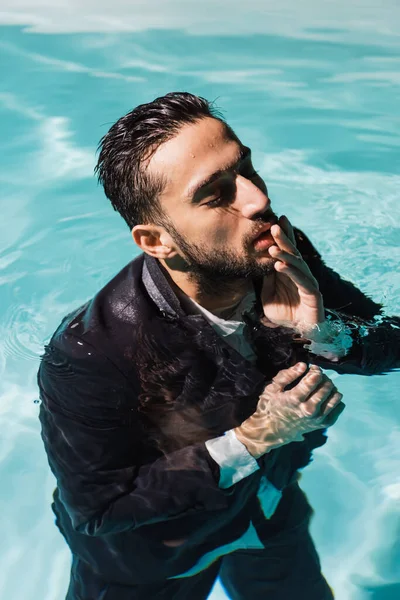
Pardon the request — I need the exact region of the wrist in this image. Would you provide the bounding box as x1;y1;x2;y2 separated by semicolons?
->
233;425;284;459
294;313;353;360
233;428;263;459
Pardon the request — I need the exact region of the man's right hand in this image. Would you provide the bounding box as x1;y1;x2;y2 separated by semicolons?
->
234;362;345;459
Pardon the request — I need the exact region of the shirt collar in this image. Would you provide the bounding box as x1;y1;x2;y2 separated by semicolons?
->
142;253;264;322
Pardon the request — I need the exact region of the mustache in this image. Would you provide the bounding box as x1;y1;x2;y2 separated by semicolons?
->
248;212;279;241
255;211;278;225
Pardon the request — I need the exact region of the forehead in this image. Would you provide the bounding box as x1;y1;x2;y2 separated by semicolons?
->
147;117;242;202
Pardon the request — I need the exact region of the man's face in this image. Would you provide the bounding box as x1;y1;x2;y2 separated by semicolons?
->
147;117;278;290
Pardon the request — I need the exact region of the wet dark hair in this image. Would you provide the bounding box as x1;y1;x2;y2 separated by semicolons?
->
95;92;234;229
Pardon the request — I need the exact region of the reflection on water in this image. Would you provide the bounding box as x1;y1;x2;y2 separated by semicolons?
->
0;2;399;599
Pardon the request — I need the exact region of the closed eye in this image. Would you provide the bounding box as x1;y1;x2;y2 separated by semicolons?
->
204;169;262;208
205;180;236;207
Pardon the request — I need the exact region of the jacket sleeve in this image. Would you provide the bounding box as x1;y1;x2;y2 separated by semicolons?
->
205;432;282;519
294;227;400;375
38;338;235;537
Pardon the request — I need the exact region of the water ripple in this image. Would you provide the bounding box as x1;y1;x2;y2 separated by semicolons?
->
1;305;46;362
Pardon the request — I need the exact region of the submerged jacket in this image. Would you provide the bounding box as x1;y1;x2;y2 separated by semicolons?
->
38;228;400;585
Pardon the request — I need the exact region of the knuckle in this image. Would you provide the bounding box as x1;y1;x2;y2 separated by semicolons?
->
307;374;323;387
305;371;319;383
325;396;340;410
308;394;323;405
310;370;323;378
303;410;315;418
323;380;335;391
301;403;317;418
271;376;283;389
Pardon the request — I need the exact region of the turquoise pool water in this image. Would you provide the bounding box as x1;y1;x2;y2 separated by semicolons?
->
0;3;399;599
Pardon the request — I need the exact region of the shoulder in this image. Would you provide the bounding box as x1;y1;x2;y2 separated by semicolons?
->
45;253;147;379
293;227;322;262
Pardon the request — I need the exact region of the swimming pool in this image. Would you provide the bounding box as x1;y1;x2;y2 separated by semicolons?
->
0;2;399;598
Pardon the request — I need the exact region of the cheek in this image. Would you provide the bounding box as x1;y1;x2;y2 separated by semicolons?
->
213;230;247;253
212;225;236;246
190;212;243;249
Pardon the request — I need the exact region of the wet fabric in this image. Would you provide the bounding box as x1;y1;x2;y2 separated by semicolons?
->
37;227;400;594
64;484;333;599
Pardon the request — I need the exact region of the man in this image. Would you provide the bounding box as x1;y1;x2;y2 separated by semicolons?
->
38;92;399;600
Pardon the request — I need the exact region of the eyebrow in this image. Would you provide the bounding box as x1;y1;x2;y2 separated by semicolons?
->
185;146;252;204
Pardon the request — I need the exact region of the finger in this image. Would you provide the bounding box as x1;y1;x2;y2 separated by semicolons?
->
270;223;299;255
319;390;344;417
279;215;296;246
268;246;314;277
272;361;308;389
273;261;320;296
292;365;324;402
322;400;346;427
301;378;336;417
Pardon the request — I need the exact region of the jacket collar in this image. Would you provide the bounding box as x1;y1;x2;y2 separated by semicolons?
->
142;253;186;319
142;253;265;322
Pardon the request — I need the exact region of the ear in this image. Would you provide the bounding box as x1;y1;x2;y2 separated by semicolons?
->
131;225;178;259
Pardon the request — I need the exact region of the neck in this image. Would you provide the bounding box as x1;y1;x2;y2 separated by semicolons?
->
158;257;255;313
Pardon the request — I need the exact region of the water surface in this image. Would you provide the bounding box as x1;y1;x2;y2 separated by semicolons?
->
0;3;399;599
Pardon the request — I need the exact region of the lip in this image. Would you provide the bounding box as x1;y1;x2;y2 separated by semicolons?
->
252;218;278;242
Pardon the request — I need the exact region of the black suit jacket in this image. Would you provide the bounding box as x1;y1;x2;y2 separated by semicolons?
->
37;228;399;584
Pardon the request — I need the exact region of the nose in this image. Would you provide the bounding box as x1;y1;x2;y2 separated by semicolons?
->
236;174;271;220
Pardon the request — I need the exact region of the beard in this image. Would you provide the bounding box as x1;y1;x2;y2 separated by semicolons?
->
163;217;277;298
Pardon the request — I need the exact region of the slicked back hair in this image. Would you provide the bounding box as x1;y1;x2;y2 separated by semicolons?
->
95;92;233;230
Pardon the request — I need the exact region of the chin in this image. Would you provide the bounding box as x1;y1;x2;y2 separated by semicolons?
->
257;256;276;275
255;253;275;264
